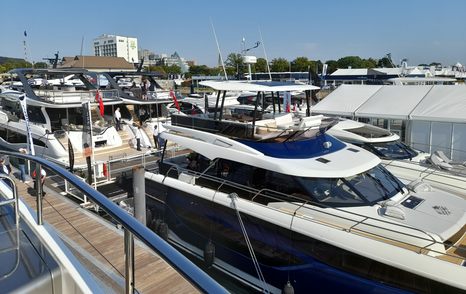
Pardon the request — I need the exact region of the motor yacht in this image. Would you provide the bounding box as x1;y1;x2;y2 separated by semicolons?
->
328;119;466;198
0;69;146;169
144;81;466;293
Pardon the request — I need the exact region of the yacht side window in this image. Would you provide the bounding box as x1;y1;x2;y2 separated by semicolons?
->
298;178;365;205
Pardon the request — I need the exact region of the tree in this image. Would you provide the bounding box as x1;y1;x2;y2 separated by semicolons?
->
147;65;166;77
254;58;268;73
377;57;393;68
336;56;364;69
34;62;48;69
291;57;310;72
361;58;377;68
188;65;213;76
225;53;245;78
270;58;289;72
325;60;338;74
164;65;181;75
0;59;32;73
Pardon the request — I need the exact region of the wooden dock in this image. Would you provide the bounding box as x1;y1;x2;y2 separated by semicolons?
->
15;178;199;294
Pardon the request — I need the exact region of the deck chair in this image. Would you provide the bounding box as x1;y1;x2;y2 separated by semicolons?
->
434;150;466;166
429;153;452;170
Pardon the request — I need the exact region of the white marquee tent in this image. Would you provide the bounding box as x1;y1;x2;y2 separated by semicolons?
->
312;84;466;160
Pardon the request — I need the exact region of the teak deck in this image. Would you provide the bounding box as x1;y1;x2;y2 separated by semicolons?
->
15;179;198;294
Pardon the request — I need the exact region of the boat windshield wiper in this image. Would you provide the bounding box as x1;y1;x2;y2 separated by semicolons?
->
365;172;391;200
379;166;404;194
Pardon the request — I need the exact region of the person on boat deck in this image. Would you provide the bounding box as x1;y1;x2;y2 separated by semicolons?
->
141;78;150;100
135;125;142;151
153;124;159;150
0;157;9;175
220;162;230;179
154;123;166;150
114;107;122;131
32;167;47;196
0;156;11;174
18;148;28;182
138;107;147;124
41;77;48;89
187;152;199;171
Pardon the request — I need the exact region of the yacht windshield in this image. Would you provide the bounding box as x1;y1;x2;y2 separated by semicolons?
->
297;165;405;206
365;141;418;160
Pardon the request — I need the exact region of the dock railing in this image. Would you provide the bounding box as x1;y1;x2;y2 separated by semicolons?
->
0;150;227;294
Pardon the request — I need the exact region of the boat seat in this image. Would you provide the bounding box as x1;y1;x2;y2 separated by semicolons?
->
274;113;294;129
434;150;466;166
296;115;323;129
429;153;452;170
178;172;195;184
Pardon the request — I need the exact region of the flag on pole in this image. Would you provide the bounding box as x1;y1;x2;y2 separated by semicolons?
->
170;89;180;112
95;90;104;116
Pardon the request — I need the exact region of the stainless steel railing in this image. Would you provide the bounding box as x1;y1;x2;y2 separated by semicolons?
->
160;160;465;263
0;150;227;294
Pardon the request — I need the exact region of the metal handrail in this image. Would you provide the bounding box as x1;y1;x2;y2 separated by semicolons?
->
0;175;21;280
160;160;465;261
0;151;227;294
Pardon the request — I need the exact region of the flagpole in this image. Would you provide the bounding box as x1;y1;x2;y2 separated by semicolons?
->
23;30;29;64
88;100;97;190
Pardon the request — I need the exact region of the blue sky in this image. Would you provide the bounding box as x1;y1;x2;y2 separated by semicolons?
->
1;0;465;67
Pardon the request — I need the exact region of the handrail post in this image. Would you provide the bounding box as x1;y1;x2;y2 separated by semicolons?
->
124;228;135;294
35;164;43;225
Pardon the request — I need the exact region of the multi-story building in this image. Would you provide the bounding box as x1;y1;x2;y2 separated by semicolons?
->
93;34;138;63
138;49;192;73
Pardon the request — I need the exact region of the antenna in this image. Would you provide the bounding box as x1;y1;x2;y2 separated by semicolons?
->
210;19;228;80
259;28;272;81
80;36;85;68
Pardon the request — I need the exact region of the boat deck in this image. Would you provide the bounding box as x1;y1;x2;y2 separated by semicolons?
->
14;178;198;293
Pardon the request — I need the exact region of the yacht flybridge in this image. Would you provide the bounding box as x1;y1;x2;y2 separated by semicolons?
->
145;80;466;293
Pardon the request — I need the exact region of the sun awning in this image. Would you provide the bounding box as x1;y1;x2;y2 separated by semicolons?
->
200;80;320;92
311;84;382;117
355;85;432;120
409;85;466;123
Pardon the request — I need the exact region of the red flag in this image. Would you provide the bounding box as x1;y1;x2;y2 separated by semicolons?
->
170;90;180;112
95;90;104;116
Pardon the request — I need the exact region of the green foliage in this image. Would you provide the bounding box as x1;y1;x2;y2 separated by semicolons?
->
164;64;181;75
254;58;268;73
188;65;213;76
291;57;310;72
0;58;32;73
147;65;166;76
34;62;48;69
377;57;393;68
270;58;289;72
325;60;338;74
225;53;245;77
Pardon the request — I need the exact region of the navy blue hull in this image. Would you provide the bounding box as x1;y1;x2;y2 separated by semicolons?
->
146;180;411;293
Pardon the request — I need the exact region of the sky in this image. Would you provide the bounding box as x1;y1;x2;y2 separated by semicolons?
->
1;0;466;67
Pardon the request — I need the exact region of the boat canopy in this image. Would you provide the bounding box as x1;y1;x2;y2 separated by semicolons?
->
200;80;320;92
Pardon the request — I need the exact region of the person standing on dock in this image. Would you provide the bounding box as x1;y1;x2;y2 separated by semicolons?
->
135;125;142;151
18;148;28;182
153;124;159;150
114;107;122;131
